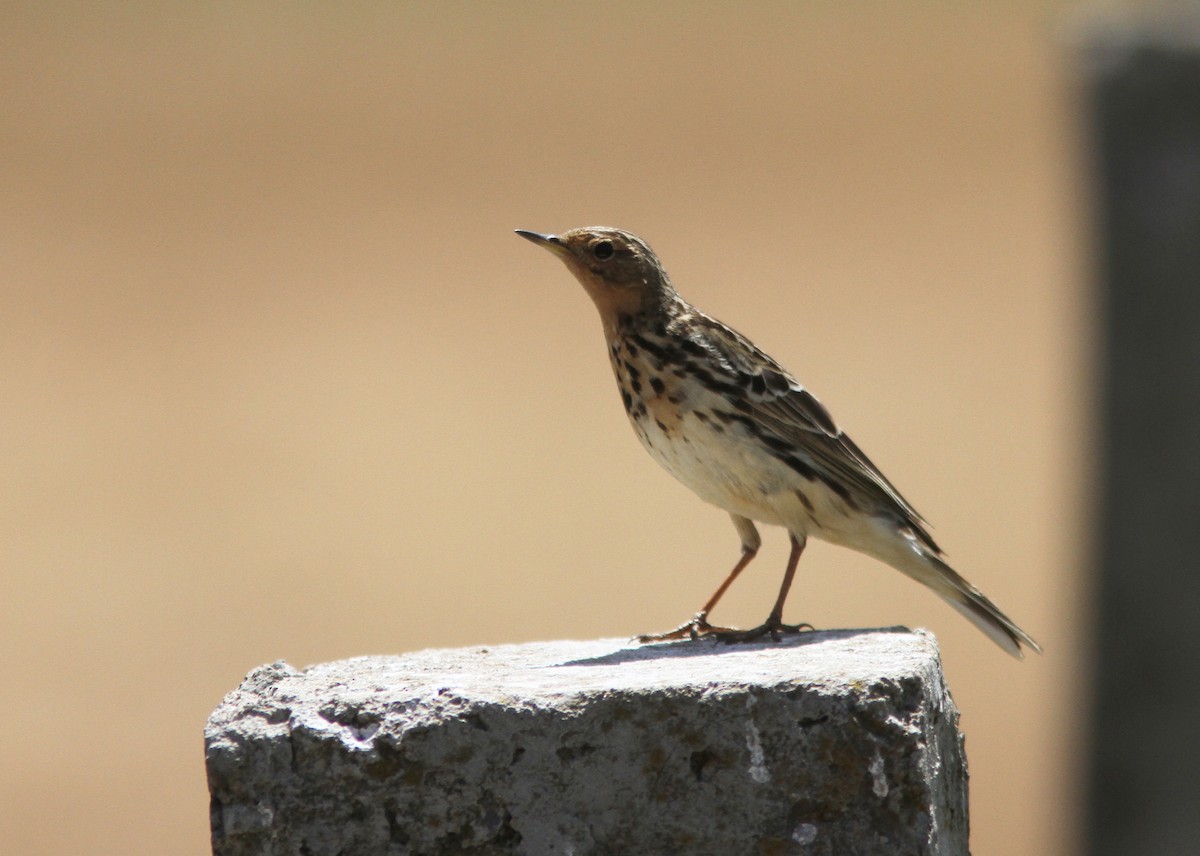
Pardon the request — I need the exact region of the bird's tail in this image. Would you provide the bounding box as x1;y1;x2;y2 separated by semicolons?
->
927;555;1041;658
878;531;1042;659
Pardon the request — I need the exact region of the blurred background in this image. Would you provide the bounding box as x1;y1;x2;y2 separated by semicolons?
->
0;3;1103;854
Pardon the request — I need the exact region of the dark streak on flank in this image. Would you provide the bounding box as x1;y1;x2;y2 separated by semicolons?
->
714;410;755;429
823;477;857;511
759;434;794;454
778;453;818;482
649;377;666;396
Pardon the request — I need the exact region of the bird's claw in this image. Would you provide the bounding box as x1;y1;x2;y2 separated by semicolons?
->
712;618;814;643
637;613;813;644
636;612;737;643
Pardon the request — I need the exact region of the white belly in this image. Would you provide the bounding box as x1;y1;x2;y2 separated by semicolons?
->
636;412;790;521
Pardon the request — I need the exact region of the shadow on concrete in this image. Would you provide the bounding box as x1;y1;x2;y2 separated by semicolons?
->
552;626;914;668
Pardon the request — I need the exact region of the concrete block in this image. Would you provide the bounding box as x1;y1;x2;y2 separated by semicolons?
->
206;629;967;855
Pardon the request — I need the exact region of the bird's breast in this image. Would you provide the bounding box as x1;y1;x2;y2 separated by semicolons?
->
607;339;797;526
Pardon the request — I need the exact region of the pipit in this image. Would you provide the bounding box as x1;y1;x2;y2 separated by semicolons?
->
516;226;1041;658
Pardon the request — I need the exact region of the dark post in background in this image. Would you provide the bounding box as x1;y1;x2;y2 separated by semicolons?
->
1088;35;1200;856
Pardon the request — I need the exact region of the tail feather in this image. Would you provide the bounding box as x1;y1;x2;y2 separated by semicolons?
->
874;528;1042;658
922;553;1042;659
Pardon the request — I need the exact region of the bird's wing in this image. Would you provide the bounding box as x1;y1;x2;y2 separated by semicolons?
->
682;313;941;553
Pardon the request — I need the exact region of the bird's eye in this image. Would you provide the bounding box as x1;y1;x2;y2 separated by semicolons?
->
592;240;614;261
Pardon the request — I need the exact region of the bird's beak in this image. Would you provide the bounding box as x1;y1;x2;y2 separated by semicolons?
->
515;229;571;258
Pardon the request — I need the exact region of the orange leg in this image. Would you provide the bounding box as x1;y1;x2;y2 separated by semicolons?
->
638;520;814;644
636;544;759;642
713;532;813;643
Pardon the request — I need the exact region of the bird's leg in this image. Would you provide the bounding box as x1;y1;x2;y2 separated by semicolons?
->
714;532;814;643
636;547;758;641
636;516;760;643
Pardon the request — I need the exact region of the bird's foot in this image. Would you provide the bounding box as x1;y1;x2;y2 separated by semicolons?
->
710;616;814;644
635;612;738;643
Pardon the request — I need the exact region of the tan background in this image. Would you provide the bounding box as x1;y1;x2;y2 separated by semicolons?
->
1;3;1092;854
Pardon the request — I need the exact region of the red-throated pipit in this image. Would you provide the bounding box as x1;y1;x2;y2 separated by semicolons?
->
516;226;1041;658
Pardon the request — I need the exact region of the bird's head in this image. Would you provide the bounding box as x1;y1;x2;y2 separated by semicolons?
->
516;227;675;329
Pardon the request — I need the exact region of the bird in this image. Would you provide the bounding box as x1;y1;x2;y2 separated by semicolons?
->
516;226;1041;658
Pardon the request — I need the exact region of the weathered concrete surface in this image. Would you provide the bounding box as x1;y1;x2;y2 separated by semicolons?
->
206;629;967;855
